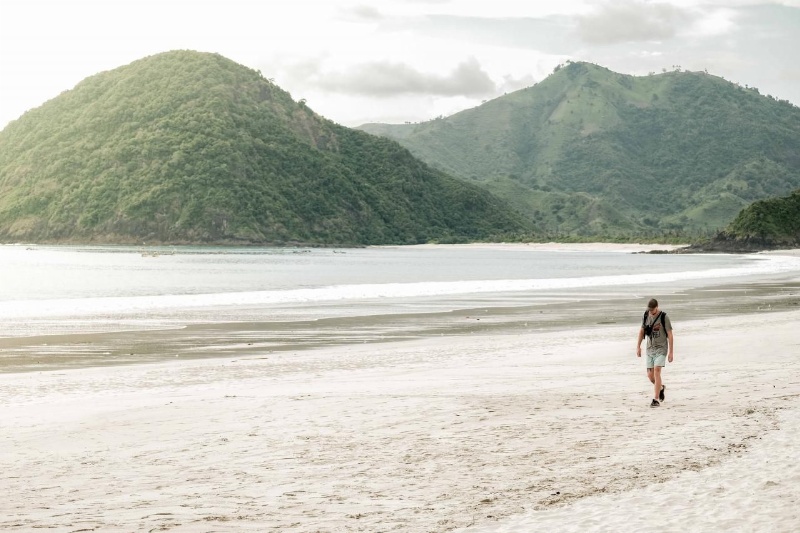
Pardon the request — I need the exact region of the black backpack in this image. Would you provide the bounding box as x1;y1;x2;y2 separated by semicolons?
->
642;310;667;339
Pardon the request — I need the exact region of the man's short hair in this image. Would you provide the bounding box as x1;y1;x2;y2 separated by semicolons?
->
647;298;659;309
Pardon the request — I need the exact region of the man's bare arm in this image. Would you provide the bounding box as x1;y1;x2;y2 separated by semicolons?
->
636;328;644;357
667;330;674;362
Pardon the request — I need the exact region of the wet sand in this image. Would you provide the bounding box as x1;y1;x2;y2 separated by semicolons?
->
2;274;798;374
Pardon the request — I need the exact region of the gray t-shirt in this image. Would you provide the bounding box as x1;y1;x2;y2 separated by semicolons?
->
645;311;672;355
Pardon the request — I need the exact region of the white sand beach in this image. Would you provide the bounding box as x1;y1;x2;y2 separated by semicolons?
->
1;300;799;531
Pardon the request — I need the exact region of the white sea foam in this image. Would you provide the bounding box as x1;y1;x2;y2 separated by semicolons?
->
2;254;798;320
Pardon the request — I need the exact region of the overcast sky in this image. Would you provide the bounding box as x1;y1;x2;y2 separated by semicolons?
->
1;0;799;129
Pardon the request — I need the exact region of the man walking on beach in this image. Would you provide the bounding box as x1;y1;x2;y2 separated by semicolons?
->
636;298;674;407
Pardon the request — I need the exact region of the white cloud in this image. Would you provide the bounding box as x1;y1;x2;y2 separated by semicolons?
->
298;57;495;97
686;8;739;37
577;1;691;44
343;5;384;21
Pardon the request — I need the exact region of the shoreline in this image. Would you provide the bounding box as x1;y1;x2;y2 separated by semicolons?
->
378;242;691;253
2;272;799;374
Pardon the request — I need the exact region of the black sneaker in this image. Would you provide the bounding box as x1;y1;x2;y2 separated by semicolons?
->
659;385;666;402
650;399;660;408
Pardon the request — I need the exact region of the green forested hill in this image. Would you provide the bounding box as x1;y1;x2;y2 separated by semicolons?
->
0;51;528;245
723;189;800;247
359;62;800;238
683;189;800;251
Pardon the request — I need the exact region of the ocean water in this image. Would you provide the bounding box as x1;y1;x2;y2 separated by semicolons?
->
2;244;799;341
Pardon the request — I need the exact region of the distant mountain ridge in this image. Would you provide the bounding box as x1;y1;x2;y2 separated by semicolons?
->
0;50;528;245
359;62;800;237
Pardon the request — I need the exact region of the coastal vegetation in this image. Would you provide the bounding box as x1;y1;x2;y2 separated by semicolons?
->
0;51;528;245
689;189;800;251
360;61;800;239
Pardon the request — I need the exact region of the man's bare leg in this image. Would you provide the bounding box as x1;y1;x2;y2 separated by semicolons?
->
653;366;663;401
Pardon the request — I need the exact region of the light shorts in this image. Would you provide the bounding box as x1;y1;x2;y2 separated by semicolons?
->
646;352;667;369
